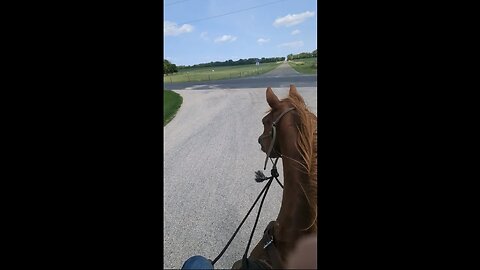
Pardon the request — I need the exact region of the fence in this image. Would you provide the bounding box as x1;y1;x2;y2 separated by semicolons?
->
164;68;264;83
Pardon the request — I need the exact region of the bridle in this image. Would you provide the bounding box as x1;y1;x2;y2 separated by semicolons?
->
209;107;296;268
259;107;296;170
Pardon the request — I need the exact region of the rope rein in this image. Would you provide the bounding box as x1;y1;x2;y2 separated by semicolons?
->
211;159;280;266
256;158;283;189
210;107;295;266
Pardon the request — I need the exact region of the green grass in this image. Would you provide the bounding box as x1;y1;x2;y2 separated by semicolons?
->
164;62;282;83
288;57;317;74
164;90;183;126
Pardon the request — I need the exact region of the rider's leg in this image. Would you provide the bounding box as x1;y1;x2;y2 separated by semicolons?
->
182;255;214;269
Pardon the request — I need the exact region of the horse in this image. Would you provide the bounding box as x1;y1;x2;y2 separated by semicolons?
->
232;85;317;269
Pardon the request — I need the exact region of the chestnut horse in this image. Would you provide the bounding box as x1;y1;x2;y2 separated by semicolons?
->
233;85;317;269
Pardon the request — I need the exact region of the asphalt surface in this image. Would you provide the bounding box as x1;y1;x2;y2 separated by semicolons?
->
164;62;317;90
163;63;317;269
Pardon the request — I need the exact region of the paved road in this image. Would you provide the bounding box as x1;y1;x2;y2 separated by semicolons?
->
163;63;317;269
164;62;317;90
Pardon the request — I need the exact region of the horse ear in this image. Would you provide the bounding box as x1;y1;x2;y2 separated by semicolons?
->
266;87;280;109
289;84;305;105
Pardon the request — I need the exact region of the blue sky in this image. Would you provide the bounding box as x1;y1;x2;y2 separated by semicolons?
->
164;0;317;66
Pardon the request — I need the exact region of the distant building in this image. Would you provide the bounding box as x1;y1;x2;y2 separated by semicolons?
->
255;60;260;66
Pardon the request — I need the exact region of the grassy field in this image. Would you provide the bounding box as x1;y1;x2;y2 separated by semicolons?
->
164;62;282;83
288;57;317;74
164;90;183;126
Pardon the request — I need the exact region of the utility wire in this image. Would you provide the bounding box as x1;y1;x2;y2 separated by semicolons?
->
178;0;288;25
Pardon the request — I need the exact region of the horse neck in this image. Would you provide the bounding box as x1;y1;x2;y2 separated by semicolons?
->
277;157;315;230
275;131;316;257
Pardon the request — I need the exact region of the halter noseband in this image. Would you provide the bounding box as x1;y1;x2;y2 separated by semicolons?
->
261;107;295;170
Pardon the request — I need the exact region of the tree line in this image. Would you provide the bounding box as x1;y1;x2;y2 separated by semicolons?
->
164;60;178;75
177;57;285;70
287;49;317;61
164;50;317;75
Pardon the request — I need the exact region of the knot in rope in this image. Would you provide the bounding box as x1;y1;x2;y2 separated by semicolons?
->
254;167;279;182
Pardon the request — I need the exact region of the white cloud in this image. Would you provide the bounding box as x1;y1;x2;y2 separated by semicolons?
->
200;32;209;40
164;21;194;36
273;11;315;27
291;29;301;35
257;38;270;45
278;41;304;48
214;35;237;43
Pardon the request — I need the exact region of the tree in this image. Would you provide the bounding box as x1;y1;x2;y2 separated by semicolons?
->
164;59;178;75
163;60;169;74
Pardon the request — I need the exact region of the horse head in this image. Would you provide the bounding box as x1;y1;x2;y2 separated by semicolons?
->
258;85;308;160
233;85;317;269
247;85;317;265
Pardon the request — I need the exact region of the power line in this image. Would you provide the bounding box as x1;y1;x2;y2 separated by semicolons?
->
178;0;288;25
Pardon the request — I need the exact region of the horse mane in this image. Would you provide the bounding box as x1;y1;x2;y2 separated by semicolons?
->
282;93;317;232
